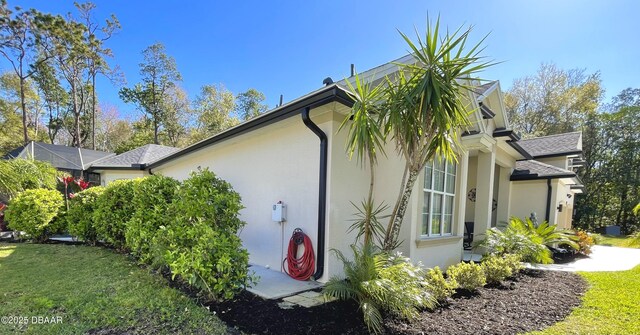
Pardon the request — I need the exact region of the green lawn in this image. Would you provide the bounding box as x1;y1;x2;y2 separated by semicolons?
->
528;265;640;335
595;234;640;248
0;243;227;335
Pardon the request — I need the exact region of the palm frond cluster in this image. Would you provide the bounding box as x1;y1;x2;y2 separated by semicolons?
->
323;244;435;334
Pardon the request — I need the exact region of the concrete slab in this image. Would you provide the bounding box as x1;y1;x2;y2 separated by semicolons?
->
247;264;322;300
528;245;640;272
463;251;483;262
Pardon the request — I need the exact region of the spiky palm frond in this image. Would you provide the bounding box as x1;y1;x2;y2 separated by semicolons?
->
347;199;389;248
324;244;435;334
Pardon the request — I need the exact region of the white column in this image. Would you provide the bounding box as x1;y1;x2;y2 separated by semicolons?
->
474;146;496;236
455;150;469;236
496;166;512;227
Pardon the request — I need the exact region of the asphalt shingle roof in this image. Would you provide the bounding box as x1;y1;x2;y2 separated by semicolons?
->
518;132;582;158
473;81;498;97
3;141;114;170
512;160;575;180
91;144;180;168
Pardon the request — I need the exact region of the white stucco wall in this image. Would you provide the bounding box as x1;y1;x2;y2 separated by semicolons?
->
510;180;548;223
99;170;147;186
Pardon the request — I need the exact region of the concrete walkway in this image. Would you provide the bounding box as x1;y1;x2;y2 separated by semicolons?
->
528;245;640;272
247;264;322;300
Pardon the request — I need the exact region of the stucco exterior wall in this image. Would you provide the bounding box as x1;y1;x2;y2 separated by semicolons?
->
510;180;548;223
100;170;147;186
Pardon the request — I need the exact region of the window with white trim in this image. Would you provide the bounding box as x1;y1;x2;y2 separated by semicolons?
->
422;158;456;237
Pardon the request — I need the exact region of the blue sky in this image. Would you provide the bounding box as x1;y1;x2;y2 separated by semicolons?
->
5;0;639;119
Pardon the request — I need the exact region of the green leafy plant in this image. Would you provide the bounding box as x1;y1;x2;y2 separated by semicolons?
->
510;217;579;250
0;158;59;201
481;226;552;264
424;266;457;303
93;179;141;249
481;255;514;284
5;188;64;242
502;253;524;274
125;174;180;262
323;244;435;334
446;262;486;292
480;217;578;264
66;186;105;245
158;168;251;301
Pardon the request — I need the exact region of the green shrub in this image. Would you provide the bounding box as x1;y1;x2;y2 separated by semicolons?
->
481;217;579;265
125;175;180;262
158;168;250;301
0;158;59;202
5;188;64;242
93;179;141;249
324;244;436;334
481;255;513;284
503;253;524;274
424;266;457;303
66;187;105;245
446;261;486;291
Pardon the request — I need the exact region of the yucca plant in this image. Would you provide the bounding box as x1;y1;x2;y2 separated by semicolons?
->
323;243;435;334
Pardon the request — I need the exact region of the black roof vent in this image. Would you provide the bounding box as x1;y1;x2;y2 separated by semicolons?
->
323;77;333;86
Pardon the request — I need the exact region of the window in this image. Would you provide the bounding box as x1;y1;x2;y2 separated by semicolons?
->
422;158;456;237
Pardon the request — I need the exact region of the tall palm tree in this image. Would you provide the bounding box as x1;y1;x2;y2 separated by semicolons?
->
343;17;495;251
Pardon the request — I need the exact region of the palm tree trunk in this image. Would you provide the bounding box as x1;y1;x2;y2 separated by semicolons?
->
383;167;419;251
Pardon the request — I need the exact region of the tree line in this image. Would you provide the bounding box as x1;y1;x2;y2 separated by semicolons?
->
505;64;639;234
0;1;268;155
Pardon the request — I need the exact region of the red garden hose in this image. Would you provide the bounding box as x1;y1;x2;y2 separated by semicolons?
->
283;228;315;281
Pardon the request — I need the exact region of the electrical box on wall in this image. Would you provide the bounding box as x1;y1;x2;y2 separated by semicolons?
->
272;201;286;222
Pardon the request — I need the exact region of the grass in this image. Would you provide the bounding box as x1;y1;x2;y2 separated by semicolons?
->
595;234;640;248
528;265;640;335
0;242;227;335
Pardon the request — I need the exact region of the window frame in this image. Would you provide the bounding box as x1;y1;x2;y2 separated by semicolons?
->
421;158;457;238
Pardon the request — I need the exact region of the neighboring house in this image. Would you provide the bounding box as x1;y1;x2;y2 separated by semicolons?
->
91;55;583;281
88;144;180;186
3;141;114;185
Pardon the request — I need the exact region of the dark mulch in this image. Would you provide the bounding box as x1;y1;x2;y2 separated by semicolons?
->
206;269;586;335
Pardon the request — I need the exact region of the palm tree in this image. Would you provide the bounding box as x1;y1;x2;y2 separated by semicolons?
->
340;72;387;246
342;17;495;251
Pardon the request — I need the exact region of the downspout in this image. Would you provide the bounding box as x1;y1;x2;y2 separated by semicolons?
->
301;106;327;281
545;179;552;222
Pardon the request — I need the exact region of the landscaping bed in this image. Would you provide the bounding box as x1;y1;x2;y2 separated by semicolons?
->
205;269;587;335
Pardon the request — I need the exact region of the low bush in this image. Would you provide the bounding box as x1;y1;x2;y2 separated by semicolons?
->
125;175;180;262
446;261;486;292
424;266;457;303
324;244;436;334
503;253;524;274
4;188;64;242
158;169;251;301
0;158;59;202
481;217;580;265
66;187;105;245
93;179;141;249
481;255;513;284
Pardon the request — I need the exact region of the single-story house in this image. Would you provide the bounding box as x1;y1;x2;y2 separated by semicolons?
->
89;144;179;185
91;55;583;282
3;141;114;185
